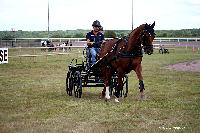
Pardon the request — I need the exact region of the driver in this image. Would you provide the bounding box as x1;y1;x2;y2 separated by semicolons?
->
86;20;105;65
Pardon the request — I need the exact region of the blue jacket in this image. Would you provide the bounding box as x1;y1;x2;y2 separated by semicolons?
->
86;30;104;48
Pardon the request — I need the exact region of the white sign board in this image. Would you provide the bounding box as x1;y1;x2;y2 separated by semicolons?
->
0;48;8;64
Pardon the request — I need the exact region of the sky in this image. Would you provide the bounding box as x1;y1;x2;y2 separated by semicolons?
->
0;0;200;31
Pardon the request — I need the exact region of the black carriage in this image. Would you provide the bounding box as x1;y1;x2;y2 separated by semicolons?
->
66;47;128;98
159;45;169;54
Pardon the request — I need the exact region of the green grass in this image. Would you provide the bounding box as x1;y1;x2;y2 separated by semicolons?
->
0;48;200;132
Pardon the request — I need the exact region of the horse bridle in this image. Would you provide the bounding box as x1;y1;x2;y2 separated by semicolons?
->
140;29;151;46
139;29;154;55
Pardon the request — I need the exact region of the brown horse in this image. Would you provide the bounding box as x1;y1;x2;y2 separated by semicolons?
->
92;22;155;102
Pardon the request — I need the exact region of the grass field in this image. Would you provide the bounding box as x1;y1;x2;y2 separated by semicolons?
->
0;47;200;132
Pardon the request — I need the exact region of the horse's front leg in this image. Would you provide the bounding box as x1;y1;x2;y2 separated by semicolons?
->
135;64;145;98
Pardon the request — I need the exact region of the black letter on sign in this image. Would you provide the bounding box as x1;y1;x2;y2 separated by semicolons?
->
0;50;3;62
4;50;8;61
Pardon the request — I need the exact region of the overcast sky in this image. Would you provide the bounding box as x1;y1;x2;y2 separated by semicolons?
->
0;0;200;31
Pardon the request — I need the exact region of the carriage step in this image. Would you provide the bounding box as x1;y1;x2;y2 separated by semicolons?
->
83;79;104;83
82;84;104;87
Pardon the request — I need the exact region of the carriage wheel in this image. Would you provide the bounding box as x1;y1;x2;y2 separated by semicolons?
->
123;74;128;97
110;76;124;97
111;77;117;96
109;78;114;96
166;49;169;54
66;72;70;94
73;71;82;98
111;75;128;97
66;71;73;96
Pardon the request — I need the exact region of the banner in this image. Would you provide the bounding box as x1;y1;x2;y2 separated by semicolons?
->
0;48;8;64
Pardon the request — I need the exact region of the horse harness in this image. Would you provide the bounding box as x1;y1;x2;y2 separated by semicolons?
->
94;28;150;71
104;28;152;72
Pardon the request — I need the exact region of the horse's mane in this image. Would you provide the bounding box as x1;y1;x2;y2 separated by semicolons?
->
127;24;145;45
129;24;145;35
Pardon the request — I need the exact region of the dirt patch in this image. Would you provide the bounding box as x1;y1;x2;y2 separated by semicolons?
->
165;60;200;72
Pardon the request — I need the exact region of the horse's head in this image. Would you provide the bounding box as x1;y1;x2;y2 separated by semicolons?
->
141;22;156;55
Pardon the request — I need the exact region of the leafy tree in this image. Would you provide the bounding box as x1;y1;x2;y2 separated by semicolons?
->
50;31;65;38
73;33;84;38
0;31;14;40
104;30;116;38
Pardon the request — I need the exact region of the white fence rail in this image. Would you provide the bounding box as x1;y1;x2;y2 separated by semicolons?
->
1;37;200;48
3;37;200;42
154;38;200;42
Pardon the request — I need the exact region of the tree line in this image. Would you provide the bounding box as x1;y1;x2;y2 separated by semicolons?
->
0;28;200;40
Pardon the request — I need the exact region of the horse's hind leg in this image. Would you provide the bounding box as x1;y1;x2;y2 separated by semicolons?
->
102;67;115;101
105;86;110;100
102;86;110;100
102;71;112;100
102;87;106;98
102;80;110;100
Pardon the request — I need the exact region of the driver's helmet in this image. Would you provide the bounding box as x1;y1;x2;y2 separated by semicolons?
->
92;20;101;27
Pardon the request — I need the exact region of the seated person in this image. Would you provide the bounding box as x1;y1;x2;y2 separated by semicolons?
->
86;20;104;65
159;45;164;54
159;45;169;54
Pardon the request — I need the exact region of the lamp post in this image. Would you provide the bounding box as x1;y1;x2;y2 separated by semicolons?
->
11;28;15;47
132;0;133;30
48;1;50;40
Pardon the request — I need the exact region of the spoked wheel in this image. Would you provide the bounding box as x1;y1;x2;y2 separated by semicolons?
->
111;74;128;98
73;71;82;98
123;74;128;97
165;49;169;54
66;71;73;96
109;77;117;96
